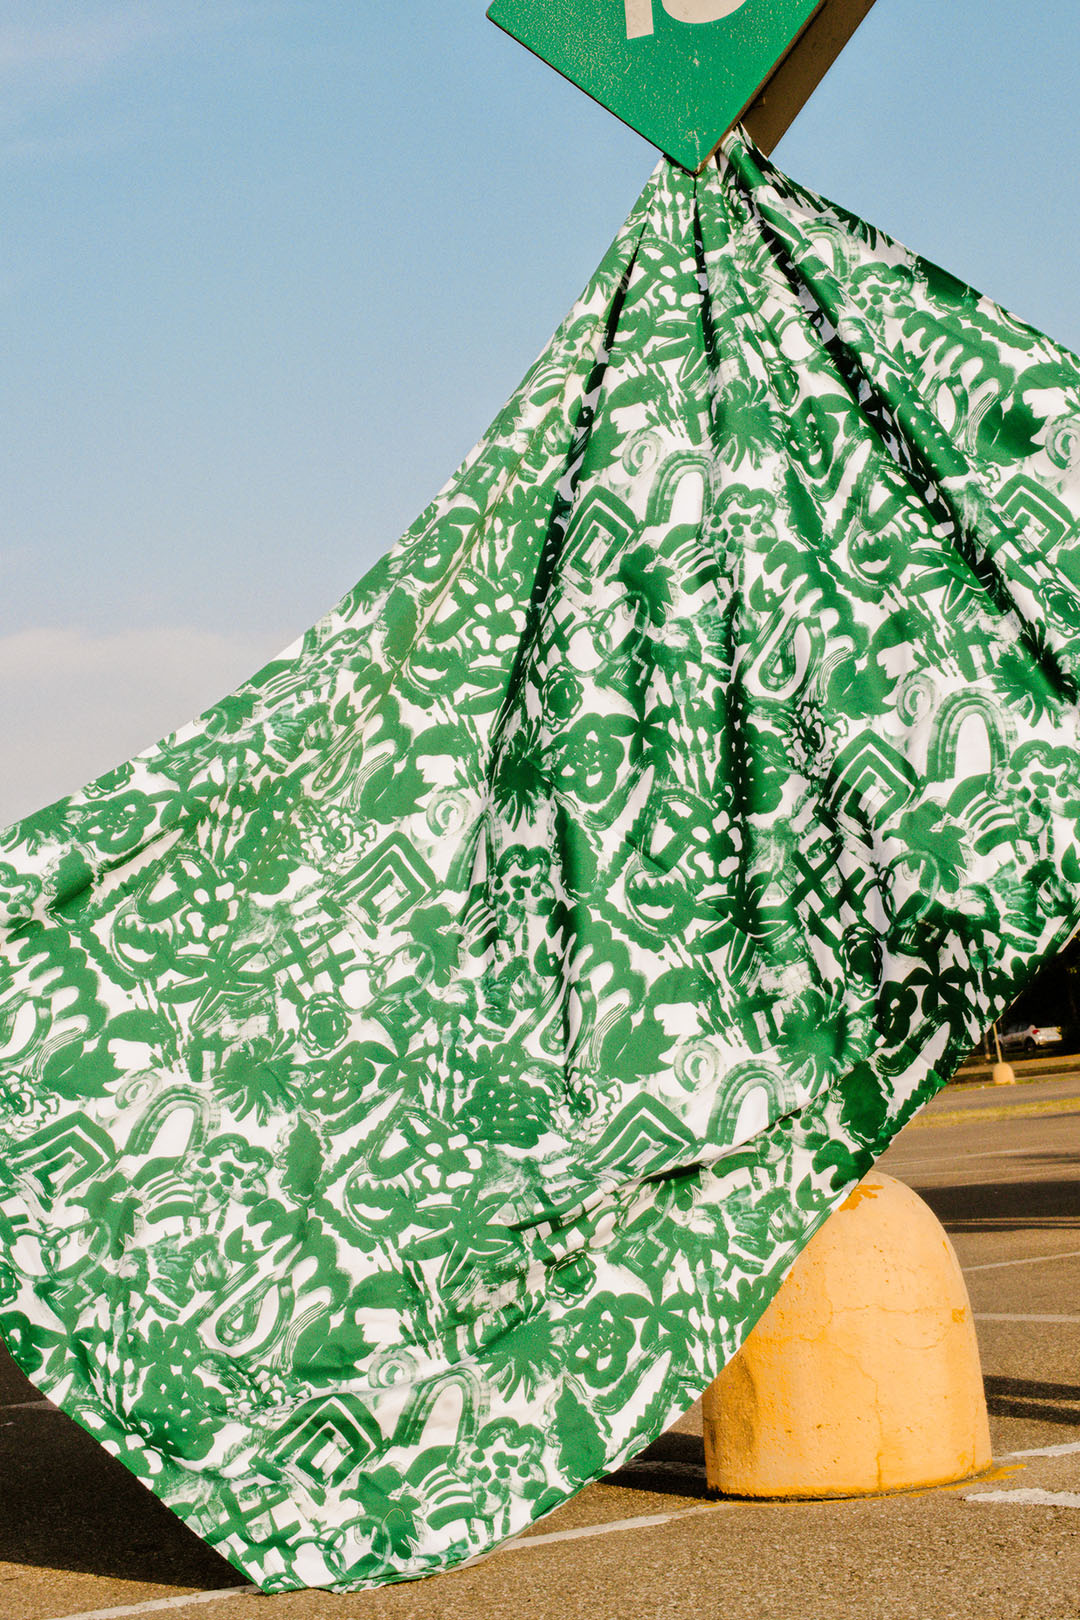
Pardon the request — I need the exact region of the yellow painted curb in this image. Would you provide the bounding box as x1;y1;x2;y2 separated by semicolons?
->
702;1172;991;1498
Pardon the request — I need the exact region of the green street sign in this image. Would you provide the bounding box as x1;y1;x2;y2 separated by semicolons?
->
487;0;823;171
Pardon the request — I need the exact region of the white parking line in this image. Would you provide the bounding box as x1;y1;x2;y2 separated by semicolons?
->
974;1312;1080;1322
501;1501;726;1553
46;1590;248;1620
963;1248;1080;1272
966;1488;1080;1507
1007;1441;1080;1459
885;1146;1061;1172
46;1504;734;1620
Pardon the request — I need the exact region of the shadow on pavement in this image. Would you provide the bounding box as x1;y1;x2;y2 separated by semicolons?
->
917;1176;1080;1233
0;1347;246;1588
984;1374;1080;1428
604;1430;710;1499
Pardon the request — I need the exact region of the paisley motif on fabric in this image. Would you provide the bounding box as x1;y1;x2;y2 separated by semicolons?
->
2;130;1080;1592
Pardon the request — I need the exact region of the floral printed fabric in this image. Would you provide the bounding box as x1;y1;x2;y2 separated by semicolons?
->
3;130;1080;1592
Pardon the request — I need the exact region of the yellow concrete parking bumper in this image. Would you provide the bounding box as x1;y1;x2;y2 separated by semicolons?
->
703;1172;992;1497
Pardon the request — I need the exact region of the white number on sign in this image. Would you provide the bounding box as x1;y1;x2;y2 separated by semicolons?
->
625;0;751;37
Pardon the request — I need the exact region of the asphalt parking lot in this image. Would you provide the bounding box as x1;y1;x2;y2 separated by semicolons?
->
0;1072;1077;1620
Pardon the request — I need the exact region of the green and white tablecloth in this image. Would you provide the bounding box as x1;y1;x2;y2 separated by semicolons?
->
3;130;1080;1592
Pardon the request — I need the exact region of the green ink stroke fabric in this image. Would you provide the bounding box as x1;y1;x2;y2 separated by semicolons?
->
4;130;1080;1592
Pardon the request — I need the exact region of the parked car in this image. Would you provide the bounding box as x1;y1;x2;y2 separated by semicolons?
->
998;1020;1063;1053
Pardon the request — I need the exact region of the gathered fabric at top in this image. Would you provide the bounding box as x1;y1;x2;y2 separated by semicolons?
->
2;130;1080;1592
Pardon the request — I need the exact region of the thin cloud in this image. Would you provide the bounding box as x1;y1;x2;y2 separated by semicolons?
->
0;623;286;828
0;10;167;81
0;2;266;159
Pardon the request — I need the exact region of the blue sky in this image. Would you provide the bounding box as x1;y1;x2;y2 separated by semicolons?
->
3;0;1080;823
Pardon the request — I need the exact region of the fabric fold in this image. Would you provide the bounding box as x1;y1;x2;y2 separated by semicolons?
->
2;130;1080;1592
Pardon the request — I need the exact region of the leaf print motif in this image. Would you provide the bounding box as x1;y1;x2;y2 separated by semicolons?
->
1;127;1080;1593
